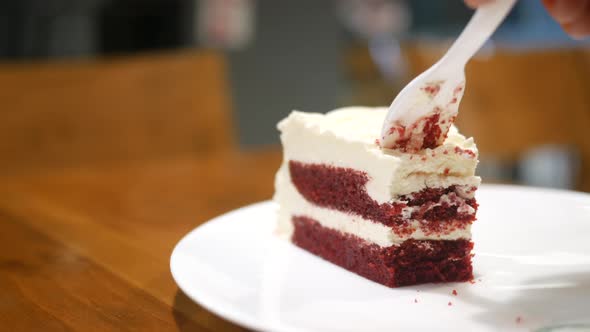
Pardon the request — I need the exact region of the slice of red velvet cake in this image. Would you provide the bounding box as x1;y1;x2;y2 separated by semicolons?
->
274;107;480;287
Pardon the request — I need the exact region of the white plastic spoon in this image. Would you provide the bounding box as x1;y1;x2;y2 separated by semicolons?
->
380;0;516;152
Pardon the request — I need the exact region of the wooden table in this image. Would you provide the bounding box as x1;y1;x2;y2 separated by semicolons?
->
0;149;282;331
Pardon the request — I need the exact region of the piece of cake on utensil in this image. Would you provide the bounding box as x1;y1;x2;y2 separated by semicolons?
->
274;107;480;287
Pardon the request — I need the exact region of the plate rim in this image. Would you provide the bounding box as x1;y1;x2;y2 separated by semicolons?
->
170;184;590;331
170;200;284;332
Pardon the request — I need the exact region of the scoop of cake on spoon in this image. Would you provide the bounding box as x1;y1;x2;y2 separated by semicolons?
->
380;0;516;153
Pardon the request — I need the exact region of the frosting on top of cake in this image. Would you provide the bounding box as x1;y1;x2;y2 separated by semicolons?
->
277;106;480;204
279;107;475;152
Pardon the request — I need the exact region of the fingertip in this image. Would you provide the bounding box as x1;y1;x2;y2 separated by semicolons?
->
542;0;556;10
563;22;590;40
543;0;589;24
464;0;493;9
464;0;478;9
561;0;590;39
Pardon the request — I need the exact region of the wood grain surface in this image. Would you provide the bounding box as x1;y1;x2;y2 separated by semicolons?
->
0;50;234;173
0;149;282;331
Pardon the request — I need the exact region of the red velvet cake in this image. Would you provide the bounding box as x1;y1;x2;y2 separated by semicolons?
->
274;107;480;287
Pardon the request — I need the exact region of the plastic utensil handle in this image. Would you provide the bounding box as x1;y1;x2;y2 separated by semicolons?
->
440;0;516;72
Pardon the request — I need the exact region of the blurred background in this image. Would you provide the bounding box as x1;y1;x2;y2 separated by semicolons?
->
1;0;589;192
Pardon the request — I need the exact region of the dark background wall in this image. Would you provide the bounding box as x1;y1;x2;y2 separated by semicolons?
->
0;0;343;147
228;1;343;146
0;0;581;148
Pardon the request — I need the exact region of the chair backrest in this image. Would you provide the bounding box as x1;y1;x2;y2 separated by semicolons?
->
404;45;590;191
0;50;234;172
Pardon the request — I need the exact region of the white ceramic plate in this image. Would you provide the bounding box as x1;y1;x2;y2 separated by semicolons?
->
170;185;590;332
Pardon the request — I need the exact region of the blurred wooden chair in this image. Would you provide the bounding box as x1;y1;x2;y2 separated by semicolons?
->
0;50;234;173
404;44;590;191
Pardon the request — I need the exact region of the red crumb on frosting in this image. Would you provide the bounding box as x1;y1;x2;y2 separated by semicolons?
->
388;125;405;136
414;299;418;303
516;316;523;324
422;110;443;149
386;114;440;151
454;146;476;158
444;168;450;175
452;289;458;296
381;81;465;153
381;111;446;153
289;161;478;234
448;302;453;306
291;216;474;287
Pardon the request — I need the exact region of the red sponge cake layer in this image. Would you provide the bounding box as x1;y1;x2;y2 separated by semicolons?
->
292;216;474;287
289;161;477;224
289;161;477;238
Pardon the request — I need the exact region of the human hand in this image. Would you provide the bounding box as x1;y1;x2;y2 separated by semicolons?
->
465;0;590;39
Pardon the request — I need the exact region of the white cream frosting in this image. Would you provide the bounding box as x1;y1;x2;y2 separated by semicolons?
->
274;106;480;247
275;166;472;247
277;107;480;203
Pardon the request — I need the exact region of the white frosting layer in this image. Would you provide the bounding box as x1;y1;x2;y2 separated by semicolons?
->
277;107;480;203
275;166;472;247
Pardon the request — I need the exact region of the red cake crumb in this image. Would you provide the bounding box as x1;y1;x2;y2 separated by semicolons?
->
385;124;410;150
291;216;474;287
421;82;442;98
516;316;523;324
382;111;444;153
414;299;418;303
381;81;465;152
448;302;453;306
421;110;443;149
452;289;458;296
454;146;476;159
289;161;478;233
387;125;406;137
